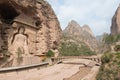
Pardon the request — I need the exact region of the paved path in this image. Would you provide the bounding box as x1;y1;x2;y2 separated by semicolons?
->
0;59;99;80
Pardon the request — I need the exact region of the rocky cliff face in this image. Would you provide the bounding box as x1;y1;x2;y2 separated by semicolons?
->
111;4;120;35
0;0;61;58
63;20;99;53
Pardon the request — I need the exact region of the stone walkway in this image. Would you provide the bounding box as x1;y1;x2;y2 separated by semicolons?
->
0;59;99;80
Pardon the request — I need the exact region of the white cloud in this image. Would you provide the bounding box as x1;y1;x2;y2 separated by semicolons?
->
88;20;110;35
47;0;120;36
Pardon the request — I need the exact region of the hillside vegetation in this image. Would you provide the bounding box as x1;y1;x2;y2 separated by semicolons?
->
59;34;95;56
96;34;120;80
96;52;120;80
103;34;120;44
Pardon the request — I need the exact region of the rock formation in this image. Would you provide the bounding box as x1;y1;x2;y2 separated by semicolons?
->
63;20;99;53
111;4;120;35
82;24;94;37
0;0;62;58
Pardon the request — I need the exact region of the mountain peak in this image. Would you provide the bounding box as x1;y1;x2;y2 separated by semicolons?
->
82;25;94;36
70;20;78;24
64;20;95;37
64;20;82;35
62;20;99;53
68;20;81;28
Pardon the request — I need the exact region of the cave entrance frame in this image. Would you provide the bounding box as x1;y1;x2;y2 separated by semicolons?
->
0;0;19;24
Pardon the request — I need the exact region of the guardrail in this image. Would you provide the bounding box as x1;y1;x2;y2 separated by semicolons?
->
0;62;49;73
51;56;101;64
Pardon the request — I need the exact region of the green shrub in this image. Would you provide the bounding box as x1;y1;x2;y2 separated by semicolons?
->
114;45;120;51
60;42;95;56
46;50;54;57
101;52;112;64
103;34;120;44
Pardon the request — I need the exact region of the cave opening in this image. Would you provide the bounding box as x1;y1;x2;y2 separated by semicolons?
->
0;2;19;24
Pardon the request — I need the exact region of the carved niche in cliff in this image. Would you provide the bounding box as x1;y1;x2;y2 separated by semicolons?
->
0;0;61;58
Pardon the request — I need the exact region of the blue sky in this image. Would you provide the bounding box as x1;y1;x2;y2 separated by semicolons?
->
46;0;120;36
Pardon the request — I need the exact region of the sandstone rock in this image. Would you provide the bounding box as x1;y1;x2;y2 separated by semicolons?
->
111;4;120;35
0;0;62;58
